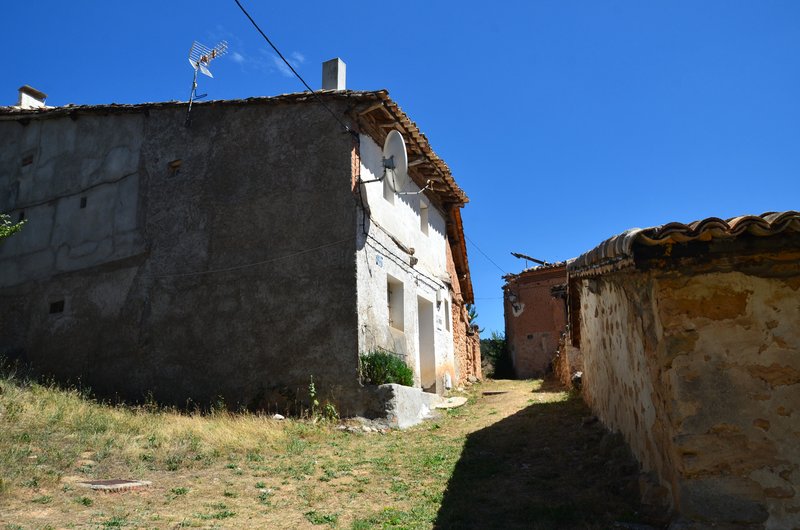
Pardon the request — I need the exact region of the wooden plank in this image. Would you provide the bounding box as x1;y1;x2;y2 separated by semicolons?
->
357;102;384;116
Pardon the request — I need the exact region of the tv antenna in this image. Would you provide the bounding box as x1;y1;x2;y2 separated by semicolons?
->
185;40;228;126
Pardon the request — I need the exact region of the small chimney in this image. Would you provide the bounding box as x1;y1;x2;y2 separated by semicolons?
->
17;85;48;109
322;58;346;91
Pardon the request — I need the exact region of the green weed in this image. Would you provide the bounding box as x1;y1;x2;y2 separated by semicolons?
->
304;510;339;526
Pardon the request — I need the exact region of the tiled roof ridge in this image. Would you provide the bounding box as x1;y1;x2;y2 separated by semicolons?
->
503;260;568;281
569;210;800;275
0;89;388;117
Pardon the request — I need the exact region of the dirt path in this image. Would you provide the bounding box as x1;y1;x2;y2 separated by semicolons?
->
434;378;650;529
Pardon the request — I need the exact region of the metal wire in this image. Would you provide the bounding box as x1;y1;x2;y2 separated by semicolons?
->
233;0;353;135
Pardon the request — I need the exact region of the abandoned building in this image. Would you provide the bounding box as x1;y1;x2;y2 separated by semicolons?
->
564;211;800;528
0;74;480;416
502;261;567;378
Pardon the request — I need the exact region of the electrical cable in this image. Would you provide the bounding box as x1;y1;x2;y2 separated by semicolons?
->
233;0;467;297
465;234;507;275
364;234;442;293
232;0;353;135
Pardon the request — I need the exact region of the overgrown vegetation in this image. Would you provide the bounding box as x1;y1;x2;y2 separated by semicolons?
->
0;213;25;240
358;349;414;387
465;303;484;334
481;331;514;378
0;361;650;528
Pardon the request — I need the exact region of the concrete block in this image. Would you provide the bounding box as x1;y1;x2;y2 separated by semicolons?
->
371;383;440;429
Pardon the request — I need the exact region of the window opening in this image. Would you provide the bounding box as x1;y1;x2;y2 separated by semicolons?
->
387;276;404;330
420;200;429;235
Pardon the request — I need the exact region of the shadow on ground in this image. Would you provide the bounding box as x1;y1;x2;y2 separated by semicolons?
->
435;380;651;529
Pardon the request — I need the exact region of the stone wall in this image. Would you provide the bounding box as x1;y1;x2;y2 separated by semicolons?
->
446;243;481;385
572;245;800;527
0;99;365;414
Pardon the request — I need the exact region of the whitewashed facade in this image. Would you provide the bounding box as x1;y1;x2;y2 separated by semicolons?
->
355;133;456;394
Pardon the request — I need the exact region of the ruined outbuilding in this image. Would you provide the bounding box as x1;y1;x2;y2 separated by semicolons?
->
502;262;567;378
0;82;479;416
566;211;800;528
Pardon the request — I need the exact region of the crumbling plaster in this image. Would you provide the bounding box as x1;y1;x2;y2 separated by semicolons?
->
576;266;800;528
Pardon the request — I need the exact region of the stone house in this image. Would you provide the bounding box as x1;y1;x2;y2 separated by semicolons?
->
0;81;480;416
565;211;800;528
502;262;567;378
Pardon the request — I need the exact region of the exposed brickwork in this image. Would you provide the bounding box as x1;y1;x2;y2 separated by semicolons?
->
503;265;567;378
446;242;481;384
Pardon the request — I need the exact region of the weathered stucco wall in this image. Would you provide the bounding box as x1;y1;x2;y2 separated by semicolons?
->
0;114;145;286
574;254;800;528
355;133;457;393
0;100;364;413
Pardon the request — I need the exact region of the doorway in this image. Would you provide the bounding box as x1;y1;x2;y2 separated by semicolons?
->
417;296;436;393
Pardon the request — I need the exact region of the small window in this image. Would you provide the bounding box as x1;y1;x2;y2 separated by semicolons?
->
387;276;404;330
420;200;429;235
80;196;87;209
21;154;34;167
49;300;65;314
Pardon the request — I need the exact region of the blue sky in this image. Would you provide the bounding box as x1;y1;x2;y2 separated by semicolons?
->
5;1;799;334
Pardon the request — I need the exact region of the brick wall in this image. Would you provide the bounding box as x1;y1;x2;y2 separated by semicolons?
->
504;265;567;378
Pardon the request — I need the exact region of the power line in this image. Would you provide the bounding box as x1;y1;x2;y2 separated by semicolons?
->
465;234;507;275
232;0;353;134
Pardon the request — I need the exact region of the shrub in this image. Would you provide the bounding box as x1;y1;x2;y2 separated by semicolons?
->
359;350;414;387
480;331;513;378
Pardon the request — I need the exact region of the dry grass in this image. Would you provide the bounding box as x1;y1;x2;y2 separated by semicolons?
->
0;373;651;529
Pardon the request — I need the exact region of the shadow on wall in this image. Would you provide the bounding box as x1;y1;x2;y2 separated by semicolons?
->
434;381;655;529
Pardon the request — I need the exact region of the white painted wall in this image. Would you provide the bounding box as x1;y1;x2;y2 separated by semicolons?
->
355;133;455;393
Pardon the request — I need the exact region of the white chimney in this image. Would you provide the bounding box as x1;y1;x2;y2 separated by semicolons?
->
322;58;346;91
17;85;48;109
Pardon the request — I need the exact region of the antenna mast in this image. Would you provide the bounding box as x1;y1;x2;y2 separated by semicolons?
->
186;40;228;127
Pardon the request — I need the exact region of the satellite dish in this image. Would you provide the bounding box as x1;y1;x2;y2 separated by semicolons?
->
383;130;408;191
